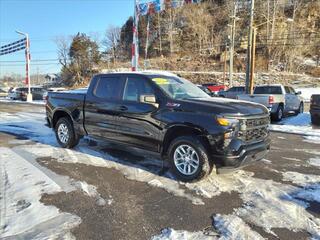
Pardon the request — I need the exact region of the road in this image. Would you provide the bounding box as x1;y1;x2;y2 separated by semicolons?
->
0;101;319;240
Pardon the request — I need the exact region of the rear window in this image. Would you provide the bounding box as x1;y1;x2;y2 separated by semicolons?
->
254;86;282;94
93;77;125;100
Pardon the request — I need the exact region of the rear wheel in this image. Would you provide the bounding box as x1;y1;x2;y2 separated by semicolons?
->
55;117;80;148
272;105;283;122
167;136;212;182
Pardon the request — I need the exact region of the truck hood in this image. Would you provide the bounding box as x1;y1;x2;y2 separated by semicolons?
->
178;97;269;116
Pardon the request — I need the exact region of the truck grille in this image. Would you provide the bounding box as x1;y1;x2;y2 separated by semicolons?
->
238;116;270;143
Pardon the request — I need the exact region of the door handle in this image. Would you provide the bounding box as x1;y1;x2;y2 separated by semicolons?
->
118;106;128;111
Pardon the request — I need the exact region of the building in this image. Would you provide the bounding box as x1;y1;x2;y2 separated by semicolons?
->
44;74;61;86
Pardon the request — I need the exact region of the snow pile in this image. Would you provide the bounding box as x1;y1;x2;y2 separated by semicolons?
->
296;88;320;102
309;158;320;167
282;171;320;203
75;181;107;206
213;214;264;240
269;113;320;141
0;147;81;239
151;228;216;240
304;136;320;144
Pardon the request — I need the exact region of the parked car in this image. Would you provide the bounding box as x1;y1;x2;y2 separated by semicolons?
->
202;83;227;94
219;86;246;99
237;84;304;121
46;72;270;182
197;85;215;97
0;88;8;97
310;94;320;125
10;87;46;101
8;87;18;100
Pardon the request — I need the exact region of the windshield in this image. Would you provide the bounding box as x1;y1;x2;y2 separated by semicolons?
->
254;86;282;94
151;76;210;100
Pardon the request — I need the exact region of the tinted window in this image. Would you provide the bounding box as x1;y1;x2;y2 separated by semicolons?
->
289;87;296;94
228;87;236;92
237;87;245;92
123;77;155;102
94;77;124;100
285;86;293;94
254;86;282;94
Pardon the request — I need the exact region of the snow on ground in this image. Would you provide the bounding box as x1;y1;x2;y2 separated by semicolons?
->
282;171;320;204
151;228;216;240
152;214;265;240
1;110;320;238
309;157;320;167
304;136;320;144
296;88;320;102
0;98;45;105
0;147;81;239
269;113;320;143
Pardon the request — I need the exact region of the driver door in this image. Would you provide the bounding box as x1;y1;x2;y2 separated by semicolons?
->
115;76;162;152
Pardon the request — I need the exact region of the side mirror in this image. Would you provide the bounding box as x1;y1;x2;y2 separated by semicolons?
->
140;94;159;108
295;91;302;95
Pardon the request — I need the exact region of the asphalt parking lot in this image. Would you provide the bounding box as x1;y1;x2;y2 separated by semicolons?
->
0;101;319;240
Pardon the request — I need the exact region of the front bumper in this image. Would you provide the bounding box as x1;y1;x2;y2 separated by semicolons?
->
213;137;271;174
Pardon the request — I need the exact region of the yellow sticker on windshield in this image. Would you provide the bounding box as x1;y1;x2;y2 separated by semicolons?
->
152;78;169;85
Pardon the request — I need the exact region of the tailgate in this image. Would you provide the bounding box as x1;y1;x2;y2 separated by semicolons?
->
237;95;270;106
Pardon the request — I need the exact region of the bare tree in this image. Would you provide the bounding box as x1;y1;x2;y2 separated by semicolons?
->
103;25;121;63
54;36;71;68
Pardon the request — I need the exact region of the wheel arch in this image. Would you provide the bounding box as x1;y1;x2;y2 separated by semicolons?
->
161;124;210;157
52;109;73;129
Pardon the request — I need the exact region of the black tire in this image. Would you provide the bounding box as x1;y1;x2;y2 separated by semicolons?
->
55;117;80;148
295;102;304;115
167;136;212;182
272;105;284;122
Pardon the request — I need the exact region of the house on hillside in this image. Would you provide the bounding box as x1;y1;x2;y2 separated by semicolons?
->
44;74;61;86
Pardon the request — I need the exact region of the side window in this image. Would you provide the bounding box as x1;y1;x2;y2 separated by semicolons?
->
123;77;155;102
284;86;291;94
289;87;296;94
229;87;236;92
93;77;124;100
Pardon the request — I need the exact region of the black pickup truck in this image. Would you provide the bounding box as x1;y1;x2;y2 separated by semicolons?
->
46;72;271;181
310;94;320;125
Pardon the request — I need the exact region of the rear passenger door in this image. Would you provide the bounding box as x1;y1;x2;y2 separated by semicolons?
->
290;87;300;110
115;75;162;152
85;75;126;140
284;86;293;111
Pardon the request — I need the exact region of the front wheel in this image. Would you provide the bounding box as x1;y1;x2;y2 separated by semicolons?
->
295;102;304;115
55;117;80;148
167;136;212;182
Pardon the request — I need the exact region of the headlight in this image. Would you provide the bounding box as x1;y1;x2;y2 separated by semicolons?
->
217;117;230;126
216;117;239;127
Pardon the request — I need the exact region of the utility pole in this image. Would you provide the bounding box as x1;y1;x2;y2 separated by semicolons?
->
249;28;256;95
229;0;237;87
16;30;32;102
158;12;162;56
245;0;255;94
131;0;139;71
223;43;227;84
36;67;39;85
